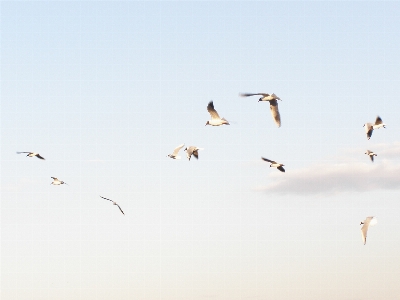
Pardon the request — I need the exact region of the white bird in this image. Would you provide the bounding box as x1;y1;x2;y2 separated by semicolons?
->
363;116;386;140
360;216;377;245
261;157;285;172
167;143;185;159
240;93;282;127
17;151;45;160
365;150;377;162
100;196;124;215
205;101;230;126
184;146;203;161
50;177;68;185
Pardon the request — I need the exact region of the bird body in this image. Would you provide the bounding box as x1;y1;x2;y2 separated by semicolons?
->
100;196;124;215
184;146;203;161
360;216;376;245
261;157;285;172
17;151;45;160
167;143;185;159
51;177;67;185
240;93;282;127
205;101;230;126
365;150;377;162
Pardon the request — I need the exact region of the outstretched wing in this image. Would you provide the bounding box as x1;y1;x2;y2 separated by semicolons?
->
116;204;125;215
16;151;31;154
51;177;58;180
36;154;45;160
375;116;383;125
100;196;113;202
269;100;281;127
360;217;374;245
261;157;274;163
239;93;269;97
277;166;285;172
172;144;185;156
207;101;221;120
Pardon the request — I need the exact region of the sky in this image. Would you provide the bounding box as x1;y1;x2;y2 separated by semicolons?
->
1;1;400;299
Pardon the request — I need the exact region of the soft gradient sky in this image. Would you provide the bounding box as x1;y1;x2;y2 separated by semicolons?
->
2;1;400;299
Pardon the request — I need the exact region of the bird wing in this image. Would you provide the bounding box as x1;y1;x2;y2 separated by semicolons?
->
36;154;45;160
100;196;113;202
375;116;383;125
16;151;31;154
239;93;269;97
51;177;58;180
261;157;274;163
277;166;285;172
207;101;221;120
172;144;185;156
270;93;281;100
269;100;281;127
370;154;374;162
116;204;125;215
192;149;199;159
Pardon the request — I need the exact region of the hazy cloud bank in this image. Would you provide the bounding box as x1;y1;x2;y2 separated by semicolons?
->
260;160;400;196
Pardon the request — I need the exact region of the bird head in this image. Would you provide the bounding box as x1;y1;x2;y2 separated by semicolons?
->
205;121;210;126
360;222;364;225
258;98;262;102
184;148;187;151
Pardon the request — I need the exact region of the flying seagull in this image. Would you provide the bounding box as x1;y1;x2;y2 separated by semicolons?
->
100;196;124;215
50;177;68;185
240;93;281;127
360;216;377;245
184;146;203;161
365;150;377;162
167;143;185;159
17;151;45;160
205;101;230;126
363;116;386;140
261;157;285;172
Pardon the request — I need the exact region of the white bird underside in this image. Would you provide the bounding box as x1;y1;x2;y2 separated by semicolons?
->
361;216;376;245
168;143;185;159
206;101;229;126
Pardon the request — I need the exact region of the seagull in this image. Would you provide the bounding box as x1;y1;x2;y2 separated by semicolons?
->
261;157;285;172
184;146;203;161
50;177;68;185
205;101;230;126
360;216;377;245
240;93;281;127
167;143;185;159
365;150;377;162
16;151;45;160
363;116;386;140
100;196;124;215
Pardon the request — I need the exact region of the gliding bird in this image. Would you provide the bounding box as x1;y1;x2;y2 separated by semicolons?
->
167;144;185;159
205;101;230;126
365;150;377;162
363;116;386;140
17;151;45;160
240;93;282;127
261;157;285;172
100;196;125;215
360;216;377;245
184;146;203;161
50;177;68;185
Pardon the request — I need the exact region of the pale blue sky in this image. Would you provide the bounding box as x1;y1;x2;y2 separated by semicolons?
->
2;1;400;300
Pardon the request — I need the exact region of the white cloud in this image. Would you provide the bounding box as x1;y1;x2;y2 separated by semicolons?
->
259;149;400;196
